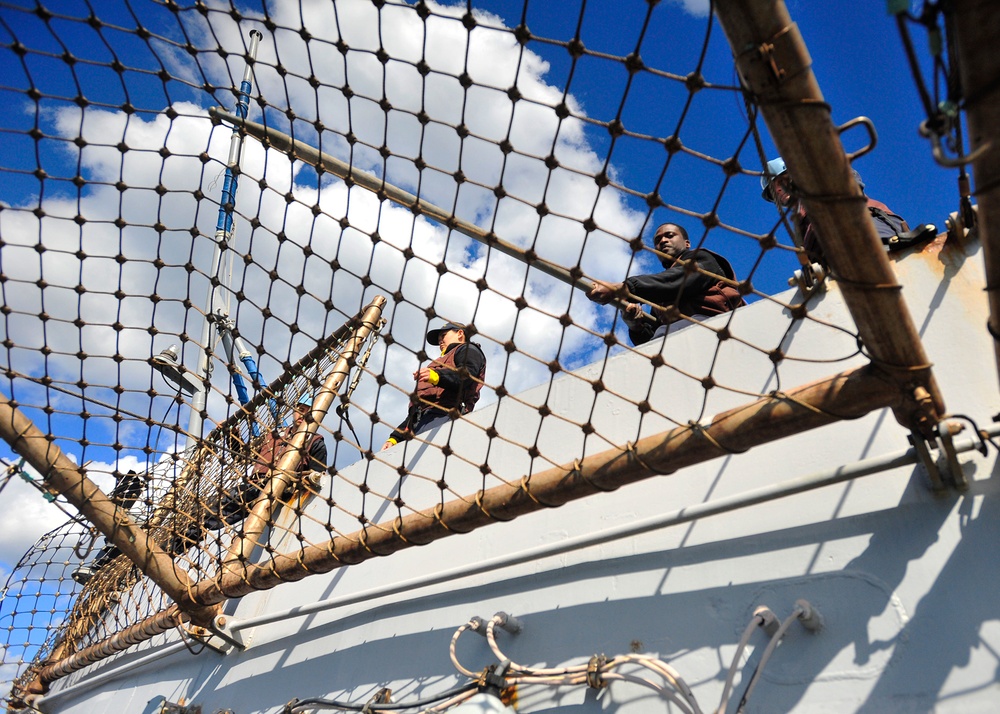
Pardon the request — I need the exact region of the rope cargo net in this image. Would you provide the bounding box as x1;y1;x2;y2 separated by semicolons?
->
0;0;921;704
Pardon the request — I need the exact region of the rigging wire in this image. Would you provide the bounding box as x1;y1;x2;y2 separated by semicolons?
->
893;0;983;231
336;319;385;451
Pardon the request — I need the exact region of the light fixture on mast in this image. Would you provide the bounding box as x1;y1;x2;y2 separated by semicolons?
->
151;345;205;396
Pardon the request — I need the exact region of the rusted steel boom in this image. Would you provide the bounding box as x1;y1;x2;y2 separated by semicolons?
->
207;107;663;323
219;295;387;578
208;108;596;296
713;0;945;434
951;0;1000;387
35;607;184;686
184;364;899;606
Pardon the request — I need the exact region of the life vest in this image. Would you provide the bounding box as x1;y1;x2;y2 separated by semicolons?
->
252;427;324;482
415;342;486;414
801;198;910;262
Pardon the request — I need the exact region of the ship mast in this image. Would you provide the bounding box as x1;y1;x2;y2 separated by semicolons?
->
181;29;263;450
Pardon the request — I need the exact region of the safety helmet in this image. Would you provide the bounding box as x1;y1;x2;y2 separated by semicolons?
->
761;158;866;203
296;394;313;409
760;157;787;203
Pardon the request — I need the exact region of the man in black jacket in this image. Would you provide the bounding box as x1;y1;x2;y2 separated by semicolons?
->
587;223;743;345
382;322;486;450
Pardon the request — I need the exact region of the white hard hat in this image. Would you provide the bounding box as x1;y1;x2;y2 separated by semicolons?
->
760;157;787;203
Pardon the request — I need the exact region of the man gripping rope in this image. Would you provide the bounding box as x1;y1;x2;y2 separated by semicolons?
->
587;222;744;345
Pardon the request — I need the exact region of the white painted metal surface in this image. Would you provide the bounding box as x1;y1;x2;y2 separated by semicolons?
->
39;238;1000;713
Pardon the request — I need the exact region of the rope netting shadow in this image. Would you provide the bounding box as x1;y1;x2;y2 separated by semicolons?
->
0;0;940;704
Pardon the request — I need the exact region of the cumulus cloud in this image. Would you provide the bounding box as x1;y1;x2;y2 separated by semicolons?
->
0;0;778;572
1;0;658;478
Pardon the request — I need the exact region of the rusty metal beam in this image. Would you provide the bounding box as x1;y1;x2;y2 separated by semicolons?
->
713;0;945;434
207;108;668;323
34;606;185;687
30;363;901;684
0;399;216;624
184;364;900;605
951;0;1000;387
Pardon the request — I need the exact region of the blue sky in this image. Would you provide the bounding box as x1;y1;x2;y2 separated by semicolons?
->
0;0;963;574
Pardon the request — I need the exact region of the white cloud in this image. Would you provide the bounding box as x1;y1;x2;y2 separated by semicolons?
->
1;0;649;466
673;0;712;16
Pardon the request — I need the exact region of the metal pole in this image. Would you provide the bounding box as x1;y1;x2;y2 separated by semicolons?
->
219;328;252;406
207;108;649;319
35;606;185;686
187;364;901;605
185;29;263;449
712;0;945;435
32;641;191;706
951;0;1000;388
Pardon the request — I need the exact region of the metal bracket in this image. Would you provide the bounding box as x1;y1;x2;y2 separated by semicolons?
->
755;24;811;87
188;615;247;655
937;422;968;490
838;116;878;162
741;22;812;96
910;421;968;492
787;262;827;295
150;696;202;714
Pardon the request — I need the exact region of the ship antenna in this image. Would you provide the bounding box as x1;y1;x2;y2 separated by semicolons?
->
182;29;265;449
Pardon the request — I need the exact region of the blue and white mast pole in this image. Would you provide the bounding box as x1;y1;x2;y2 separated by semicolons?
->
184;29;263;450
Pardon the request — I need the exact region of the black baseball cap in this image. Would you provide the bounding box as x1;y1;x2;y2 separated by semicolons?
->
426;322;466;344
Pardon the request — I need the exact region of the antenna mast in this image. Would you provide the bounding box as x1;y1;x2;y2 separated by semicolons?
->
183;29;263;449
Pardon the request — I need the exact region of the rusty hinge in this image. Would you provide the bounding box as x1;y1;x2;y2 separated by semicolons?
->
741;23;812;95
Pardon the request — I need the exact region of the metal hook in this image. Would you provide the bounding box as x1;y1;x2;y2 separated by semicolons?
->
838;116;878;161
920;119;992;168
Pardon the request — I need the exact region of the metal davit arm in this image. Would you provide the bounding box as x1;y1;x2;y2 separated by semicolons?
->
214;296;388;595
713;0;945;434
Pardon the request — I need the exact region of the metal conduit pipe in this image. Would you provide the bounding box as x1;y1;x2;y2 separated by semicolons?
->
231;423;999;634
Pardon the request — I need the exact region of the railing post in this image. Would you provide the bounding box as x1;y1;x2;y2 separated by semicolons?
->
713;0;945;434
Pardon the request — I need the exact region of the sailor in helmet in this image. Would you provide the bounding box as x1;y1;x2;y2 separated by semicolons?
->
170;393;328;556
761;157;916;265
248;393;327;481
